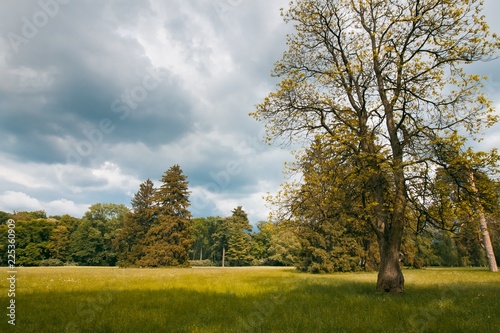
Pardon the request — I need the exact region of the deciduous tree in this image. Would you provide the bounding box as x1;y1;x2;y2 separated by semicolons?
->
252;0;499;292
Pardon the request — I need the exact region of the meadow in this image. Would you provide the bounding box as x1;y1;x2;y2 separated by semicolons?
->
1;266;499;333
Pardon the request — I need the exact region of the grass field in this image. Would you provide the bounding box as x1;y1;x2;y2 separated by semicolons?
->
1;266;499;333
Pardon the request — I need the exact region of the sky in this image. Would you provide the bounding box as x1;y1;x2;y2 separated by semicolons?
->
1;0;500;225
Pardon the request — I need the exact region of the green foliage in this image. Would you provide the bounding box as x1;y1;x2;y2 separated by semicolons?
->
252;221;274;263
47;225;70;262
268;224;301;266
69;219;105;265
10;219;56;266
431;230;460;267
190;217;215;261
116;165;193;267
0;211;12;224
115;179;156;266
39;258;64;266
269;135;378;272
225;207;255;266
76;203;128;266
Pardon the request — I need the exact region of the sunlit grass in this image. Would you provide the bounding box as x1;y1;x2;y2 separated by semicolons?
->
0;267;499;332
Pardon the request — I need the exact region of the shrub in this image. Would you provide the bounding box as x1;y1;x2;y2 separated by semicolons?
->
39;259;64;266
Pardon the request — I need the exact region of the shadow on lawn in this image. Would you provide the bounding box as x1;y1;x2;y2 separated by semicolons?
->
3;274;500;333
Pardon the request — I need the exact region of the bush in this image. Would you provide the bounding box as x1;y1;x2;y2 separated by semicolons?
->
189;260;214;267
39;259;64;266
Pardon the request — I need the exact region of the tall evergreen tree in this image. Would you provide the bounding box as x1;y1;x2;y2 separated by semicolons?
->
225;207;255;266
115;179;156;266
139;165;193;267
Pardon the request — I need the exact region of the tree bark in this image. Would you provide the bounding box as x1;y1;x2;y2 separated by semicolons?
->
479;211;498;272
376;226;405;293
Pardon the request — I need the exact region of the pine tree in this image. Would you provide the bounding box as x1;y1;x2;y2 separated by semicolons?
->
139;165;193;267
115;179;156;266
225;207;255;266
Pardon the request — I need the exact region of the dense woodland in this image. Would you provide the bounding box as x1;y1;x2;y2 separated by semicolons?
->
1;164;499;270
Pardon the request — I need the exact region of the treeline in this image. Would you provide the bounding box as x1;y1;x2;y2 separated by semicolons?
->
1;164;499;270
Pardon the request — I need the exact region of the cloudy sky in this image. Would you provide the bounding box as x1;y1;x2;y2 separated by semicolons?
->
1;0;500;224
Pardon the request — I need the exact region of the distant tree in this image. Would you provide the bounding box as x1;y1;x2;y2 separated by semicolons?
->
138;165;193;267
57;214;81;234
423;140;499;271
400;230;437;268
115;179;156;266
224;207;255;266
269;135;376;272
430;230;460;267
211;216;231;266
190;217;211;260
455;220;487;267
71;203;129;266
0;211;12;224
252;221;274;263
14;219;55;266
47;225;71;262
70;219;105;265
267;223;301;266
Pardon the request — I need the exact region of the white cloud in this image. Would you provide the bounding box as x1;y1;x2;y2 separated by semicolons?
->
0;191;43;212
0;159;54;189
90;161;142;195
45;199;90;217
0;191;90;217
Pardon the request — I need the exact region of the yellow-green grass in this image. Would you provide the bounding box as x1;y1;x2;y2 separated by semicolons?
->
1;267;499;332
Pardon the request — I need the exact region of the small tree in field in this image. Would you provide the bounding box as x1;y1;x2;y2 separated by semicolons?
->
252;0;499;292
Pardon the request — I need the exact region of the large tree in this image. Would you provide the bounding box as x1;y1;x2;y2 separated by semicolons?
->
139;165;193;267
270;135;377;272
252;0;499;292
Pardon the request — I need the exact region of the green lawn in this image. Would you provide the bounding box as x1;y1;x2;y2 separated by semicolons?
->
1;266;499;332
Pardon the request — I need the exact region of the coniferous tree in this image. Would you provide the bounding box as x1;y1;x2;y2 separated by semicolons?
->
270;135;376;272
225;206;255;266
115;179;156;266
139;165;193;267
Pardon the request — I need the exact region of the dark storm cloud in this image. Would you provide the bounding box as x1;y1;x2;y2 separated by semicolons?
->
0;0;199;166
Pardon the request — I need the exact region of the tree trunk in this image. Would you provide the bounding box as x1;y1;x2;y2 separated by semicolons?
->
479;211;498;272
376;232;404;293
375;169;406;293
469;172;498;272
222;246;226;268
